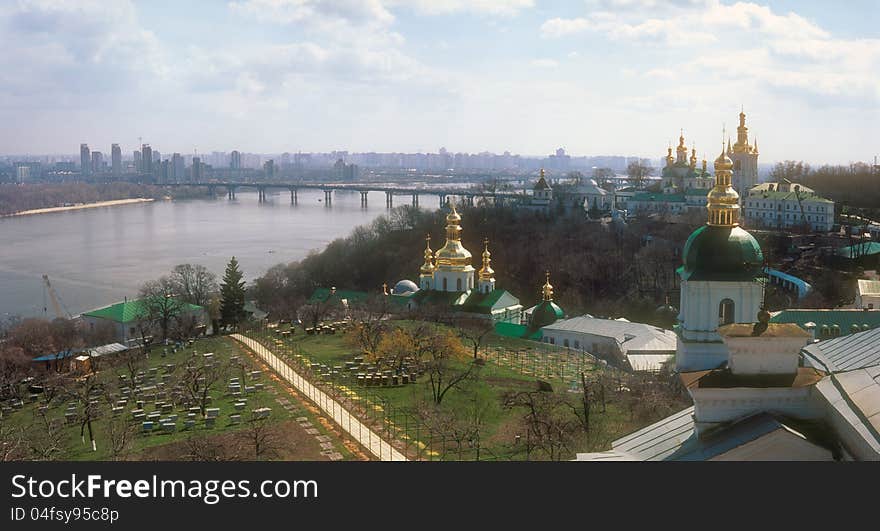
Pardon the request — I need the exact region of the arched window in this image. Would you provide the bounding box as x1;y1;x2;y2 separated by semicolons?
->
442;278;447;291
456;278;462;291
718;299;735;326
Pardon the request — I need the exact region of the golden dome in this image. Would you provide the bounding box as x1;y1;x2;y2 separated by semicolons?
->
435;201;474;270
542;271;554;301
708;141;740;227
478;238;494;281
714;150;733;171
420;235;435;275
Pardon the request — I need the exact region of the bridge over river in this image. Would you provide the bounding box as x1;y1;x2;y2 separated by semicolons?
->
161;181;525;207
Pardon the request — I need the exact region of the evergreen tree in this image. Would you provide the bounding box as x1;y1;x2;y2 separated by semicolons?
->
219;256;247;330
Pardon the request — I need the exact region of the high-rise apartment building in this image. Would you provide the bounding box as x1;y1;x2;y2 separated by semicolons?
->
111;144;122;176
192;156;202;181
91;151;103;174
230;150;241;169
80;144;91;176
141;144;152;175
263;159;275;179
171;153;184;182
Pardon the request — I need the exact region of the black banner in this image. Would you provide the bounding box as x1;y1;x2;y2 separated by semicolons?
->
0;461;871;529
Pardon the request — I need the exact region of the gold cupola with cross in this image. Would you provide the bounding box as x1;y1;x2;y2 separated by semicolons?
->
477;238;496;293
432;200;475;292
419;234;436;290
707;139;740;227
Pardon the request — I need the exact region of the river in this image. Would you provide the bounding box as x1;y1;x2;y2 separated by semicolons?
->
0;189;442;319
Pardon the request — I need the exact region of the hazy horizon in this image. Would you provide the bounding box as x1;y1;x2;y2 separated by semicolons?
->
1;0;878;165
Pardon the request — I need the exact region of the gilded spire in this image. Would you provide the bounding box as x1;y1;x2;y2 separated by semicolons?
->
666;145;674;167
702;153;707;173
676;129;688;164
542;271;554;302
420;234;435;275
478;238;494;281
707;131;740;227
434;199;473;269
689;144;697;169
734;107;751;153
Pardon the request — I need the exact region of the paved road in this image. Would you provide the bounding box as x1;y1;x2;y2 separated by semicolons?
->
231;334;408;461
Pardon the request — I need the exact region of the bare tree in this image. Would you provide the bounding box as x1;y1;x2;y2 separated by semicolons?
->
241;415;281;460
0;423;24;461
627;160;654;189
346;294;391;357
25;412;65;461
503;388;584;461
65;373;104;453
180;358;228;416
420;331;477;405
184;434;237;461
0;345;30;400
169;264;218;307
104;416;136;461
454;317;494;360
139;277;186;342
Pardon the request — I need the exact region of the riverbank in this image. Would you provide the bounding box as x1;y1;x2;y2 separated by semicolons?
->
2;197;155;217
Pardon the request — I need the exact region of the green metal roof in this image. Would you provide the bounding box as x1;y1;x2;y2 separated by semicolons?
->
680;225;764;282
82;299;203;323
530;300;565;328
494;322;542;340
460;289;510;311
631;192;686;203
770;309;880;336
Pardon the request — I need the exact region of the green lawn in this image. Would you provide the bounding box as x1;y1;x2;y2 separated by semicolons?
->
2;336;353;461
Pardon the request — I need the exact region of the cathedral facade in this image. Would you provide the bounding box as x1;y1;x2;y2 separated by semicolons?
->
396;202;523;323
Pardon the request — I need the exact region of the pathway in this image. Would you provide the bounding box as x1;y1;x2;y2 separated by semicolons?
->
231;334;407;461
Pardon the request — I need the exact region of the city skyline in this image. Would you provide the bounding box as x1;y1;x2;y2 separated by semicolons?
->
0;1;877;164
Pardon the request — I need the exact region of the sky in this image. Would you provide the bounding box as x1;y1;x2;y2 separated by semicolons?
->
0;0;878;164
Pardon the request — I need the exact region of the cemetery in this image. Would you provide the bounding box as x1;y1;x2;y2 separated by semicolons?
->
0;337;353;461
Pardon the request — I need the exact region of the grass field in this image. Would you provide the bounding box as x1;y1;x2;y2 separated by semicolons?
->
1;337;358;461
246;322;690;460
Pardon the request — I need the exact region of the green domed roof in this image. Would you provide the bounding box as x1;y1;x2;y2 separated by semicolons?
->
680;225;764;282
531;300;564;328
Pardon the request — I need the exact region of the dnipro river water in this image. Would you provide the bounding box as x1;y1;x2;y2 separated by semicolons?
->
0;189;442;319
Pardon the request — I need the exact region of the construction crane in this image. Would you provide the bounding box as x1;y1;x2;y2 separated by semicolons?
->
42;275;72;320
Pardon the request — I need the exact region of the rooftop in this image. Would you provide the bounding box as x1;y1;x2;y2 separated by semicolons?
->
770;309;880;336
576;409;834;461
542;315;676;353
680;367;825;390
82;298;203;323
803;327;880;372
718;322;812;339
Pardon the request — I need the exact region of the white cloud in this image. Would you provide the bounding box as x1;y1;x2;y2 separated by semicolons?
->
530;58;559;68
386;0;534;16
227;0;395;29
541;17;591;38
0;1;166;107
542;1;880;105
